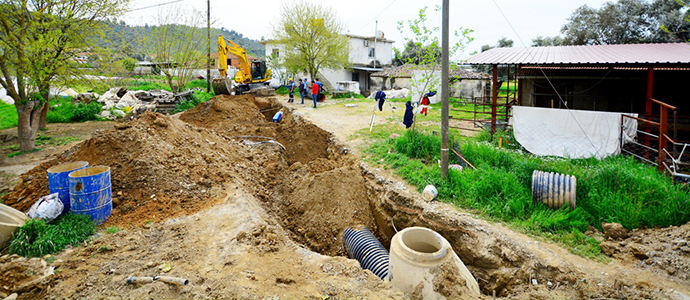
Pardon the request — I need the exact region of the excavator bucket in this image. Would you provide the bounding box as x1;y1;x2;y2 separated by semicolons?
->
212;78;233;95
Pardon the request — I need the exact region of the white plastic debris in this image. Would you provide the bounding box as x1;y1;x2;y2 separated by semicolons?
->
27;193;63;222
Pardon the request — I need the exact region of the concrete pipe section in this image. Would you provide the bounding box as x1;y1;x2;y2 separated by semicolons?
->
389;227;480;299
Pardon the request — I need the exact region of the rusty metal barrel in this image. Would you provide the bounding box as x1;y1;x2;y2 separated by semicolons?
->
531;170;577;210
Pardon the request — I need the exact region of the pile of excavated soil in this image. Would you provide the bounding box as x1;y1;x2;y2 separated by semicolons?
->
180;95;332;166
180;95;381;257
2;111;277;228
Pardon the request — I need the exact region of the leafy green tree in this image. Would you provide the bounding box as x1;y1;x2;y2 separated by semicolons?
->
532;35;564;46
393;40;441;66
561;0;689;45
142;7;206;93
271;1;349;81
396;6;473;104
0;0;128;151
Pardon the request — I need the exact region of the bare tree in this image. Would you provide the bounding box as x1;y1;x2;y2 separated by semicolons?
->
143;6;206;93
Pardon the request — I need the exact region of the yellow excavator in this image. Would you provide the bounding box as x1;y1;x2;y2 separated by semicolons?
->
212;35;272;95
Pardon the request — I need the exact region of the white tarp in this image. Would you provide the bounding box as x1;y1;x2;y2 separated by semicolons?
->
512;106;638;159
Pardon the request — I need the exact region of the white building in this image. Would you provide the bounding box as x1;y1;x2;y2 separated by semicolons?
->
262;32;394;95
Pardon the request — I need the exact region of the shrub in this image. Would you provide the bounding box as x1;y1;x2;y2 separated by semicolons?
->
171;91;215;114
121;58;137;72
275;86;289;94
47;101;102;123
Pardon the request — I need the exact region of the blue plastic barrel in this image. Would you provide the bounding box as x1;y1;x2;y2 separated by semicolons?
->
47;161;89;215
68;166;112;225
531;170;577;210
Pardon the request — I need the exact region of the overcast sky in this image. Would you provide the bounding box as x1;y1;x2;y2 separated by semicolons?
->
122;0;610;60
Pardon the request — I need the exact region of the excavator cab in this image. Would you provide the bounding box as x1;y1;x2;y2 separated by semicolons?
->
251;61;267;80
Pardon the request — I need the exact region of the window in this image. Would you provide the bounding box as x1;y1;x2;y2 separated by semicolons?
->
368;48;375;58
271;48;279;58
352;71;360;82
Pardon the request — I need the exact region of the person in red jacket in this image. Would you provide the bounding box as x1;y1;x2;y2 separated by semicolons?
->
311;80;319;108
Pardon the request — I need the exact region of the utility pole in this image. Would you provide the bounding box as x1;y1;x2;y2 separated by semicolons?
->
441;0;449;179
206;0;211;93
373;20;378;69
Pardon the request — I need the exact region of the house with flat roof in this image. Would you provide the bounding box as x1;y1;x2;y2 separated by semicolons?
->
261;33;395;95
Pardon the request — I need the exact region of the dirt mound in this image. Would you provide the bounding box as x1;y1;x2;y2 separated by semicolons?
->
3;112;276;227
598;222;690;282
267;165;381;257
180;95;332;166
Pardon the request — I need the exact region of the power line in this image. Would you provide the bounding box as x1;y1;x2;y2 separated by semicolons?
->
356;0;397;32
127;0;183;12
490;0;600;156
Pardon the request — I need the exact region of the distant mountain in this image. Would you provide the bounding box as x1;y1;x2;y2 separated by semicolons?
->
96;21;265;60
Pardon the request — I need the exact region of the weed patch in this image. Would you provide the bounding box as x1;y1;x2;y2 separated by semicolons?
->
127;79;170;91
366;129;690;258
9;213;96;257
333;92;365;99
47;99;103;123
105;226;122;234
8;148;41;157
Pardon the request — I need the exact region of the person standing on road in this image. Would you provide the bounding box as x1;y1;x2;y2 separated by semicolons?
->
288;78;295;103
315;78;324;102
311;80;319;108
299;78;304;104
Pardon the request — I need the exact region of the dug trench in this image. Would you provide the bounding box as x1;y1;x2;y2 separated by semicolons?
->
1;95;689;299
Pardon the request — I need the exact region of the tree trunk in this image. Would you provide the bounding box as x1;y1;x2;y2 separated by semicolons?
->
16;100;43;152
38;83;50;129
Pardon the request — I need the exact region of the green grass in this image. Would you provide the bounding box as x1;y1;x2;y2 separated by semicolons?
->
127;79;171;92
365;129;690;259
35;135;81;147
8;148;41;157
275;86;289;95
0;101;17;129
185;79;208;90
333;92;366;99
9;213;96;257
105;226;122;234
171;91;215;114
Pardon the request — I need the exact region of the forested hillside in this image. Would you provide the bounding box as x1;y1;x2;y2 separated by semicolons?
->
97;21;265;60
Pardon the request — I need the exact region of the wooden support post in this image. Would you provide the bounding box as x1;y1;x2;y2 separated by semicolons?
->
491;65;498;133
646;67;653;117
645;67;653;160
659;107;667;171
517;77;522;106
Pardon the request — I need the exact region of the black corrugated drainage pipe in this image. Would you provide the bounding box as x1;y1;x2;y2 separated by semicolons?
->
343;226;389;280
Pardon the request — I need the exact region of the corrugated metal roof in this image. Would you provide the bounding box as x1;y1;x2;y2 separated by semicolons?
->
466;43;690;65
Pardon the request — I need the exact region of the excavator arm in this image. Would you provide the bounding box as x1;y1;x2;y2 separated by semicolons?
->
214;35;272;95
217;35;252;83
